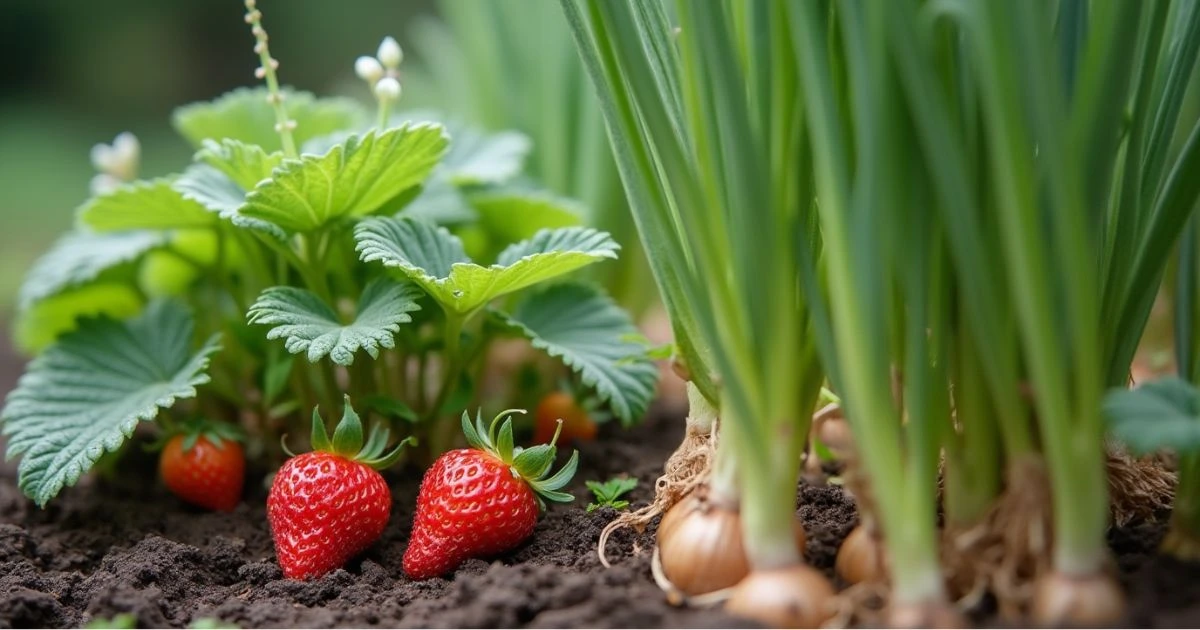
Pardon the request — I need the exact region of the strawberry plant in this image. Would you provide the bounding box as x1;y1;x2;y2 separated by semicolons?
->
0;0;656;508
403;409;577;579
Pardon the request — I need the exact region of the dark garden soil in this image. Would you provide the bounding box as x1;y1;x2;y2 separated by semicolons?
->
0;328;1198;628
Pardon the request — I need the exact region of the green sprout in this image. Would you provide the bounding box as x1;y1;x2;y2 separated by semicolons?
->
586;477;638;512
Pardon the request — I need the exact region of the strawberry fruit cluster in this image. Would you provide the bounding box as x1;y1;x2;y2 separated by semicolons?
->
256;399;577;581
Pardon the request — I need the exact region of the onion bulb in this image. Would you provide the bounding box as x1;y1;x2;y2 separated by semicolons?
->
656;491;807;596
724;565;835;628
1031;570;1125;626
886;599;966;628
835;523;886;585
818;415;853;457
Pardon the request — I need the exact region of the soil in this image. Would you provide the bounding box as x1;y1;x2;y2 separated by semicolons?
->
0;328;1198;628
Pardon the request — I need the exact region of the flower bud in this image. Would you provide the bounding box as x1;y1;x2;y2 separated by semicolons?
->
90;132;140;182
377;36;403;69
355;56;384;84
90;144;116;175
111;132;140;169
374;77;401;103
90;173;124;196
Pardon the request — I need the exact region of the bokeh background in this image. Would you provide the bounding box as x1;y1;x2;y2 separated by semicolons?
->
0;0;441;318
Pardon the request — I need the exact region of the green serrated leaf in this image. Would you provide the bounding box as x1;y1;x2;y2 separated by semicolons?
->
17;230;164;311
500;283;657;425
172;87;365;152
248;278;423;366
442;126;531;185
1104;377;1200;454
1;301;219;506
469;190;584;245
357;216;471;279
399;178;478;226
174;164;287;241
240;124;449;233
585;477;638;506
78;179;215;232
356;217;619;316
197;138;285;190
15;284;144;356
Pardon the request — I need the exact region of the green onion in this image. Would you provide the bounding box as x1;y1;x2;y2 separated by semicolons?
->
564;0;833;624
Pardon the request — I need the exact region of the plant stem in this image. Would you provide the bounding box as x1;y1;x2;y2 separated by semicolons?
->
303;232;334;305
1164;453;1200;558
244;0;297;158
723;401;802;569
708;427;739;503
377;99;392;131
424;313;467;454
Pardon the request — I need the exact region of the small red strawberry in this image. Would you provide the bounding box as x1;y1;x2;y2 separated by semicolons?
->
533;390;598;445
159;419;245;512
268;395;414;580
403;409;578;580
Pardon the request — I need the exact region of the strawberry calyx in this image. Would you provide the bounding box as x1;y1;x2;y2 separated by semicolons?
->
461;408;579;509
284;394;416;469
153;417;245;453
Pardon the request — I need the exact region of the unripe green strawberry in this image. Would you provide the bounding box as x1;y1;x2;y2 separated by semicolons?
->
403;409;578;580
268;396;414;580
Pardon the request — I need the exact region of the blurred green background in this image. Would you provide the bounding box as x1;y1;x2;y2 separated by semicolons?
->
0;0;440;320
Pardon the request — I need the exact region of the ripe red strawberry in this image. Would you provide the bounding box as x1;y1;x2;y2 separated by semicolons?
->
403;409;578;580
268;395;414;580
159;420;245;512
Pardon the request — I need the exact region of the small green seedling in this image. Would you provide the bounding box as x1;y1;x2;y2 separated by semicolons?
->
586;477;638;512
85;614;137;630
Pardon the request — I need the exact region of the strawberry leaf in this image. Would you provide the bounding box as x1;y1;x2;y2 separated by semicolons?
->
17;230;164;311
172;87;365;152
398;178;477;226
15;284;143;356
442;125;531;185
240;124;449;233
469;190;584;245
174;164;288;241
498;283;657;425
356;217;619;316
247;278;423;366
0;301;219;506
1104;377;1200;454
196;138;284;190
78;179;216;232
